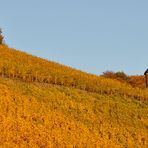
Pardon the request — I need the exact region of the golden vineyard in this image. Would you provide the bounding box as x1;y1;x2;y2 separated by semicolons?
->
0;45;148;101
0;45;148;147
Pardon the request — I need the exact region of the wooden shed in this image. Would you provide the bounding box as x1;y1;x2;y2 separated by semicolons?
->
144;69;148;88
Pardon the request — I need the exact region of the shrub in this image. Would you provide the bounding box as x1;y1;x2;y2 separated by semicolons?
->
102;71;128;81
115;71;128;81
101;71;116;79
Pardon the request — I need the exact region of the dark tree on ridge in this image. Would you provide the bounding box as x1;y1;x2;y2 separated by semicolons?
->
0;28;4;44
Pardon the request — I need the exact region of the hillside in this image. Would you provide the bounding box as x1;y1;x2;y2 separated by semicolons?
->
0;45;148;147
0;45;148;101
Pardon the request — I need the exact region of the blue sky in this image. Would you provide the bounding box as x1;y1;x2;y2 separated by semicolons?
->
1;0;148;75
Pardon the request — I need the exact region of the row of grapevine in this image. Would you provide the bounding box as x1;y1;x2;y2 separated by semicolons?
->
0;45;148;101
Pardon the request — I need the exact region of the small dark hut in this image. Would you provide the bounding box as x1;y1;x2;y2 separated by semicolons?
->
144;68;148;88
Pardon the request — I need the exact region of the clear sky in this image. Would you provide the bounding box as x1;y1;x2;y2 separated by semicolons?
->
1;0;148;75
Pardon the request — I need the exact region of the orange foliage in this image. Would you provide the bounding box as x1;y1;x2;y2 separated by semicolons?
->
128;75;145;88
0;78;147;147
102;71;145;89
0;45;148;147
0;45;148;101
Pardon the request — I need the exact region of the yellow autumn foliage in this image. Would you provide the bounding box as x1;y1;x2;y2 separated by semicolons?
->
0;45;147;147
